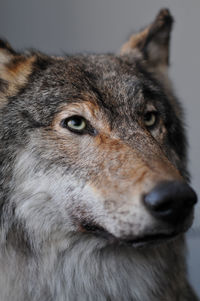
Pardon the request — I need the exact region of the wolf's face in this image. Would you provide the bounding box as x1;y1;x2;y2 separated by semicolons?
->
0;9;197;249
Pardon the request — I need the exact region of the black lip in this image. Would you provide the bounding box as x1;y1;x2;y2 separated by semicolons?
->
124;232;178;248
80;222;179;247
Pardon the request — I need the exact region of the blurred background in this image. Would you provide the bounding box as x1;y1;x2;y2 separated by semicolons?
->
0;0;199;296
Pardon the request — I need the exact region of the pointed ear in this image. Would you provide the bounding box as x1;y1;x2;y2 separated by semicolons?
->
0;39;36;106
120;9;174;71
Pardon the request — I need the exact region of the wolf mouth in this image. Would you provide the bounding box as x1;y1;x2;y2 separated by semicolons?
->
80;222;179;247
124;232;179;247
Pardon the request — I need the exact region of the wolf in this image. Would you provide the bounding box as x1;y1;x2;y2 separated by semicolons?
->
0;8;198;301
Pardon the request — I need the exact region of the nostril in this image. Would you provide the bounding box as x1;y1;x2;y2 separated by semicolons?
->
143;180;197;223
153;200;173;213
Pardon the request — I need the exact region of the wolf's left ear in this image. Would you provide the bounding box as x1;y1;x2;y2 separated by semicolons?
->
120;9;173;71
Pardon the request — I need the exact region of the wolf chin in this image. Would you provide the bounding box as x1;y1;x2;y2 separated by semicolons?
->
0;9;198;301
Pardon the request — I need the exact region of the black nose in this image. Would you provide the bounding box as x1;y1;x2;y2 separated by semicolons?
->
144;181;197;223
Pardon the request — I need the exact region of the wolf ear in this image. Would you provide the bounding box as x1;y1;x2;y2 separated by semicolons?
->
0;39;35;105
120;9;174;71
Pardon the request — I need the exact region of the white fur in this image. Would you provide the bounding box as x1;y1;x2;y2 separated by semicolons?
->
0;146;193;301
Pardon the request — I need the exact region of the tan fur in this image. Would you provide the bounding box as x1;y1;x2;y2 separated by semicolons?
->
0;53;36;106
51;101;182;203
120;27;150;55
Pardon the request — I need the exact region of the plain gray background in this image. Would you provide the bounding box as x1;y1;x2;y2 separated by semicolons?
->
0;0;199;297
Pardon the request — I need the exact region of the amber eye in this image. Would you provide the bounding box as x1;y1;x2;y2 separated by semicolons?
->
144;111;158;128
61;115;87;133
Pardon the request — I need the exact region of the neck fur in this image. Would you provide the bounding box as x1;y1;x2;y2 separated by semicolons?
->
0;234;187;301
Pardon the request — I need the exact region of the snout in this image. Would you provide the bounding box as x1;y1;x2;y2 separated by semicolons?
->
79;180;197;248
143;180;197;225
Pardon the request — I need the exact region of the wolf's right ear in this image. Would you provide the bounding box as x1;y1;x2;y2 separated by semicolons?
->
120;9;174;72
0;39;35;106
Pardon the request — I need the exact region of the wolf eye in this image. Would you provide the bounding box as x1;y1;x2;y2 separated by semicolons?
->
61;116;87;133
144;111;158;128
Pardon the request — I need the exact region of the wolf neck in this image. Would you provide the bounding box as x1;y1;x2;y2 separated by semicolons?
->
0;234;190;301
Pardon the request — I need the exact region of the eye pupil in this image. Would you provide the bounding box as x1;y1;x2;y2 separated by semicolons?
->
69;117;82;127
144;113;152;121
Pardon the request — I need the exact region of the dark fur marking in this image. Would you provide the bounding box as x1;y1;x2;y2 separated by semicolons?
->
6;221;34;256
0;38;17;55
0;78;8;93
33;55;53;71
21;110;46;128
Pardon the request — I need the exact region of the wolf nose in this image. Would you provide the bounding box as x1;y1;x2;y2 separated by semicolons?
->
143;181;197;223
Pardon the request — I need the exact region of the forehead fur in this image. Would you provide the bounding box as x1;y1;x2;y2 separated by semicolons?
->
17;53;162;107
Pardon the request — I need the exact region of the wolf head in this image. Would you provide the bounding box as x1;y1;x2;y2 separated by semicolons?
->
0;9;197;250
